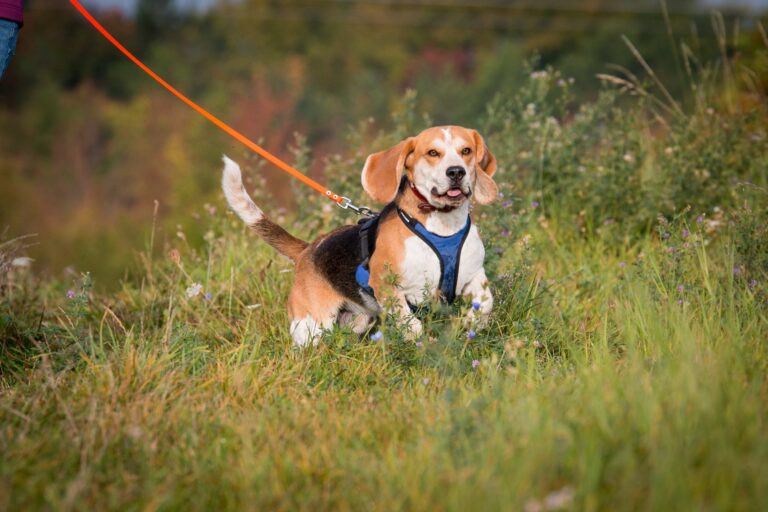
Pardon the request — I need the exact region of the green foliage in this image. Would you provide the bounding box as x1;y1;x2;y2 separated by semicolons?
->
1;3;768;508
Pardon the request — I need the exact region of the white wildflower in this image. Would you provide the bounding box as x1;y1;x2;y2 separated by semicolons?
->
186;283;203;298
11;257;33;268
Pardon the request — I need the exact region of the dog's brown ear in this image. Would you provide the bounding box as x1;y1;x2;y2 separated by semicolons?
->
470;130;498;204
361;138;415;203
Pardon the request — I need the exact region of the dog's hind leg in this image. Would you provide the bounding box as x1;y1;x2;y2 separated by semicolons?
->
287;267;346;348
289;316;330;348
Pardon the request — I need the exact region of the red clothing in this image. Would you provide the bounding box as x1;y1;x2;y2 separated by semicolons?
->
0;0;23;25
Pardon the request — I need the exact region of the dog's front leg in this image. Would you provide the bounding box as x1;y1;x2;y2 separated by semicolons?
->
462;270;493;328
377;292;422;339
394;294;423;338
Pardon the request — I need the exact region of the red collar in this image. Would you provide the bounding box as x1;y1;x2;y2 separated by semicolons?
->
409;181;457;213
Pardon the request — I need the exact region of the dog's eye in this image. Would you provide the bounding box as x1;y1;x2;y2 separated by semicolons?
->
427;149;439;157
461;147;472;156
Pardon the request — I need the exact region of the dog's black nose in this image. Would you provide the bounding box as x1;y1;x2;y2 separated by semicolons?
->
446;166;466;181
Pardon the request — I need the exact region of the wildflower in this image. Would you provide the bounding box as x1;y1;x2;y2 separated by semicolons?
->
415;341;423;348
677;299;684;305
422;377;430;385
370;330;383;342
186;283;203;298
733;266;742;276
472;359;480;369
472;301;481;311
619;261;626;268
11;257;33;268
497;192;504;199
696;215;704;223
204;292;213;301
531;200;540;208
677;284;684;293
168;249;181;265
500;229;510;238
467;330;477;340
66;290;76;299
502;200;513;208
661;232;671;240
682;229;689;238
543;486;575;511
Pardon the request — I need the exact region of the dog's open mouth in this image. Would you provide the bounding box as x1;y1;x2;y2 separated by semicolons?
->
432;187;469;200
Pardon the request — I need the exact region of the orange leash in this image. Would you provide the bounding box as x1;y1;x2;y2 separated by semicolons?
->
69;0;360;209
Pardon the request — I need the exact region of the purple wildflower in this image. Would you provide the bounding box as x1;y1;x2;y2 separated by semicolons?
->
677;299;684;305
467;330;477;340
502;200;513;208
472;301;481;311
682;229;689;238
204;292;213;301
472;359;480;369
677;284;684;293
531;200;540;208
696;215;704;223
370;330;383;342
66;290;76;299
422;377;430;385
498;192;504;199
733;266;742;276
619;261;626;268
500;229;510;238
415;341;424;348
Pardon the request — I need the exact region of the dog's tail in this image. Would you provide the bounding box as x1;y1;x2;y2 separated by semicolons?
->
221;156;308;262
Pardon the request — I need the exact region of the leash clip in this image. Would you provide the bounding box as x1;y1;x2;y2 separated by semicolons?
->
337;196;377;217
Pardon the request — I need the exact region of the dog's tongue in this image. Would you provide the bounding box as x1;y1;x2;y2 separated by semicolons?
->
446;188;463;198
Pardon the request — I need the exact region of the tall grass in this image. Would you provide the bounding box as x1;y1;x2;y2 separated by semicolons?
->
1;21;767;511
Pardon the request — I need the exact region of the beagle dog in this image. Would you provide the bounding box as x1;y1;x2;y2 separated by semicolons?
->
222;125;497;347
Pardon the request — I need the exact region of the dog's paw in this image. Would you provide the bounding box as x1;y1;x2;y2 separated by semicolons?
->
404;317;423;339
463;300;492;330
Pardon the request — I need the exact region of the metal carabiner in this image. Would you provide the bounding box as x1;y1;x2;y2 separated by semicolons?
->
337;196;378;218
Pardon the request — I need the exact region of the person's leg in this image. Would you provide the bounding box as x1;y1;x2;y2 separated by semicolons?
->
0;19;20;79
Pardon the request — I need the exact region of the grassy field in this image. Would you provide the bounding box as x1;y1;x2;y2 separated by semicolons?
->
2;57;768;510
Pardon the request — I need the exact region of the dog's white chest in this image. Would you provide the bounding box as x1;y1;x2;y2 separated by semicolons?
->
399;225;485;305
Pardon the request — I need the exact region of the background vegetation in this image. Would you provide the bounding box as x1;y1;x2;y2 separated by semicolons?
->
1;0;765;281
1;0;768;510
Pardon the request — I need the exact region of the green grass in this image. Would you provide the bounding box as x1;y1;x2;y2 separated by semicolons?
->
1;198;766;510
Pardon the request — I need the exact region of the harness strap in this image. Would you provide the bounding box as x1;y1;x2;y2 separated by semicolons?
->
397;209;471;303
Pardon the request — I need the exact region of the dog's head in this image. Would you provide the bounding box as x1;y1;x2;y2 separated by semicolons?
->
361;126;498;208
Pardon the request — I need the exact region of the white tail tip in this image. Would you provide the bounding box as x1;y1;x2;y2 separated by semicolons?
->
221;155;263;225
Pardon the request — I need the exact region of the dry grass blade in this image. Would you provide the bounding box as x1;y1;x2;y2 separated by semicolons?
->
621;35;685;118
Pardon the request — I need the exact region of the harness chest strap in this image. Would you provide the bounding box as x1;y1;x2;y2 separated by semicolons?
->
355;207;472;303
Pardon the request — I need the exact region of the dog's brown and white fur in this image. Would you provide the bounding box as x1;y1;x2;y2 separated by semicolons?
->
222;126;497;347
